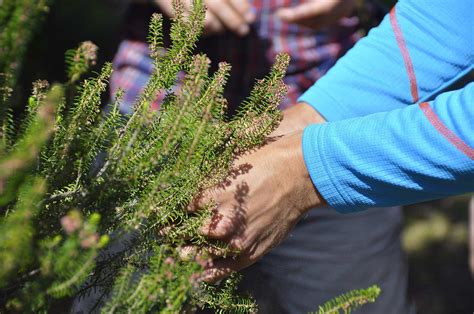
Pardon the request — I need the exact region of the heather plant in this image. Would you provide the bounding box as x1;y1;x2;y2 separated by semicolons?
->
0;0;50;117
0;0;379;313
312;285;381;314
0;1;283;312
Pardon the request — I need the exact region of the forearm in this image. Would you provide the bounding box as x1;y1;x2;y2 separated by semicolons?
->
299;0;473;122
302;84;474;212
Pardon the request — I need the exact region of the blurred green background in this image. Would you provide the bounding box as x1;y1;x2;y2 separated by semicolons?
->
17;0;473;313
403;196;473;314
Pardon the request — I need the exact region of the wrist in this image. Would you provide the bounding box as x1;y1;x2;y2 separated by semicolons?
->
281;130;326;216
290;102;326;126
274;102;326;137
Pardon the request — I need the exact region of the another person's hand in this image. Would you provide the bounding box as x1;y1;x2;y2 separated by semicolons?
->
190;103;326;282
277;0;357;30
154;0;255;36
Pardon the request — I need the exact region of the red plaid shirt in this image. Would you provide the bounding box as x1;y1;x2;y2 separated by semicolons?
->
111;0;363;113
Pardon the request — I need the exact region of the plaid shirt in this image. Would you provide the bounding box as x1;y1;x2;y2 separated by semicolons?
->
111;0;362;114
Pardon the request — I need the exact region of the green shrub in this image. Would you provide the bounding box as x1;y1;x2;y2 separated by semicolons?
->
0;1;379;313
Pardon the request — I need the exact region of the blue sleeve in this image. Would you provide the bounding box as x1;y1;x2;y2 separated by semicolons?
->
302;84;474;212
298;0;473;121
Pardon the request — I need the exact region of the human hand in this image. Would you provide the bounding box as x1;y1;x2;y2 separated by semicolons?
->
189;130;326;282
154;0;255;36
276;0;357;30
272;102;326;137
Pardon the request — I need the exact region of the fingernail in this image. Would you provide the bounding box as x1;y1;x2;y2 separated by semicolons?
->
238;24;250;36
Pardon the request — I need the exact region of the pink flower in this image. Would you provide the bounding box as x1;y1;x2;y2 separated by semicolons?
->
164;257;175;266
60;213;82;234
165;270;173;279
189;273;202;288
80;232;99;249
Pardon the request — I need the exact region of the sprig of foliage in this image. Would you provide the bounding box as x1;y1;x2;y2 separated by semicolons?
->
0;176;46;286
312;285;381;314
65;41;98;84
0;0;50;117
0;85;59;207
196;273;257;314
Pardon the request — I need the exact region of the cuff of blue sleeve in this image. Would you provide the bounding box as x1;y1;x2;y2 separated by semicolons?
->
298;85;349;122
302;124;354;213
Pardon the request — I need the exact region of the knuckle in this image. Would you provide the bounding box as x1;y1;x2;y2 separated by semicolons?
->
210;227;227;238
225;17;243;30
230;238;245;251
202;213;232;238
213;223;232;237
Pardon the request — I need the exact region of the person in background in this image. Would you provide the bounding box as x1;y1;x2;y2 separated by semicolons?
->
110;1;412;313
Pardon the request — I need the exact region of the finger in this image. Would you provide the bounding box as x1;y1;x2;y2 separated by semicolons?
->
177;244;199;260
187;189;216;213
157;0;193;18
182;0;192;14
206;0;250;36
202;267;233;283
229;0;255;23
277;1;355;30
154;0;175;17
276;2;329;23
157;225;173;237
199;211;235;239
206;242;240;257
157;224;197;241
179;243;238;260
178;245;215;264
201;257;244;283
203;10;225;35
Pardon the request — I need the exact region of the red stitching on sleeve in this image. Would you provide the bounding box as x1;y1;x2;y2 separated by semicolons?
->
390;7;420;103
420;102;474;160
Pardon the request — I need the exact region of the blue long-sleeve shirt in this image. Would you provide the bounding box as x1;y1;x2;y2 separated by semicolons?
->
298;0;474;213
